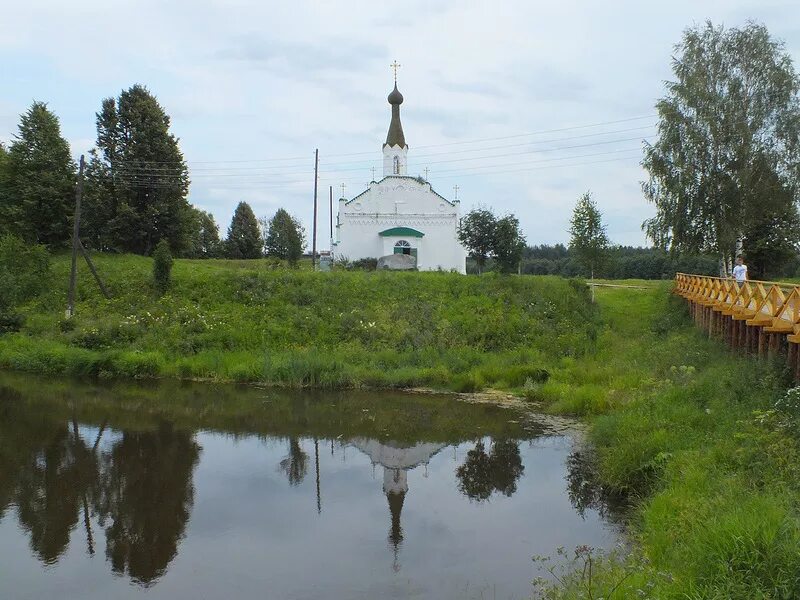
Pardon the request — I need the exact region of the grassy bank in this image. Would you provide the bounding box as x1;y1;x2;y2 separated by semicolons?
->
1;253;595;390
535;285;800;598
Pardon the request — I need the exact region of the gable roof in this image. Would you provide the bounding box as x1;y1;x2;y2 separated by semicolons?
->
379;227;425;238
345;176;456;206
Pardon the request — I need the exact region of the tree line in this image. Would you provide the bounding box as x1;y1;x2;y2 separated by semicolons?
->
0;85;305;262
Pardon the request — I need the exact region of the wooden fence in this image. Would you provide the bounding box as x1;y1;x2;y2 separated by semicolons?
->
674;273;800;378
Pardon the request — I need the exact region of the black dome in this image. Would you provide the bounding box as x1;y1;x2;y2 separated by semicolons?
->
388;84;404;105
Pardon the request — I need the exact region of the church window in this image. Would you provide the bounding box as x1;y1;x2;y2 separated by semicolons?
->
393;156;400;174
394;240;416;257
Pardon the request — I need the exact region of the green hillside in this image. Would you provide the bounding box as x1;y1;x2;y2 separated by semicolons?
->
1;254;596;389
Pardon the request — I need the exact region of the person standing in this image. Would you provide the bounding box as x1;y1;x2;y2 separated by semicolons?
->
732;255;748;287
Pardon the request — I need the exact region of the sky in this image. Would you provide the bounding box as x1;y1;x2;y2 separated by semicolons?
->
2;0;799;249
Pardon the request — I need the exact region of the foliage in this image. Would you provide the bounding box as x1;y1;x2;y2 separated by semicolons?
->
262;208;305;266
82;85;191;255
568;192;609;279
0;235;50;312
152;239;173;294
493;214;526;273
183;208;220;258
642;21;800;267
224;202;261;259
3;102;76;248
0;253;597;390
458;206;526;274
457;207;496;273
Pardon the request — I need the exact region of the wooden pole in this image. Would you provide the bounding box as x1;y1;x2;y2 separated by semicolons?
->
329;185;333;243
311;149;319;270
67;155;85;318
78;240;110;299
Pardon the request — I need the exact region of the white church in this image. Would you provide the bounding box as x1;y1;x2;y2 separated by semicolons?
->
332;78;468;273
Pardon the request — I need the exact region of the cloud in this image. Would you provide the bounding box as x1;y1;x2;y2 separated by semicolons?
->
1;0;798;248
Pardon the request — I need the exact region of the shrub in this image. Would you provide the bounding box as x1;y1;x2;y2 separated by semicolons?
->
0;312;24;333
349;257;377;271
152;239;173;293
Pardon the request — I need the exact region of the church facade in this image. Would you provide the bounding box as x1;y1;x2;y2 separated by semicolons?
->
332;82;467;273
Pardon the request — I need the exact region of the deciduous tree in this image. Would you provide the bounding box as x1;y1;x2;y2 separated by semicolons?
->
493;214;526;274
184;208;220;258
458;207;496;274
569;192;609;284
642;21;800;272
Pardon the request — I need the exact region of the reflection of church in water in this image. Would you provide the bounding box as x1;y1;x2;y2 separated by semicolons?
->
349;439;445;568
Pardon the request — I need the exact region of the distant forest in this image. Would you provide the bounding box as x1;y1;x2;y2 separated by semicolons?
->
467;245;800;280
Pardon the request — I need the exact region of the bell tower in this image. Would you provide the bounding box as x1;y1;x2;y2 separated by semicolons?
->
383;61;408;177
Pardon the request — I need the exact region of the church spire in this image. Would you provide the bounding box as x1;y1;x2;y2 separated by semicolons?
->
383;62;409;176
384;83;407;149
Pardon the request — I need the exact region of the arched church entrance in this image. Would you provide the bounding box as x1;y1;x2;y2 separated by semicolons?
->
394;240;417;258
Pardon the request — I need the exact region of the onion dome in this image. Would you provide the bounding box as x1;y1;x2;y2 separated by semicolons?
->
384;84;407;148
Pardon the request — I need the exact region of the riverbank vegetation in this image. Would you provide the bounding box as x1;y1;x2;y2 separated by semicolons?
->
0;252;595;390
534;284;800;598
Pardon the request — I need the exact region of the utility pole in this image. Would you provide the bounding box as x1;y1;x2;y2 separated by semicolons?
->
311;148;319;270
329;185;333;244
67;155;85;318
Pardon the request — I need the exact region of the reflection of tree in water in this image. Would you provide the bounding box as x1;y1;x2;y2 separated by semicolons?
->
279;437;308;486
95;422;200;586
565;449;627;521
456;439;524;501
12;417;100;564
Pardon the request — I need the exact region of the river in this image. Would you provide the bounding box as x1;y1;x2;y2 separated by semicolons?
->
0;372;621;599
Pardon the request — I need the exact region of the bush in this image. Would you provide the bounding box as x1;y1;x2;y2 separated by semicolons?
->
152;239;173;293
350;257;377;271
0;312;24;333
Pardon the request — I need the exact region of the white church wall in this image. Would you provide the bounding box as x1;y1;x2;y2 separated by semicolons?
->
334;177;467;273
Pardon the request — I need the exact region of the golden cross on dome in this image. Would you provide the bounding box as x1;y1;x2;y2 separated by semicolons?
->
390;60;401;83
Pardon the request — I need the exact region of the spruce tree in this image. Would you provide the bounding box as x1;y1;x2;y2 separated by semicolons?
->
0;144;9;235
225;202;262;259
84;86;191;254
264;208;306;265
5;102;76;247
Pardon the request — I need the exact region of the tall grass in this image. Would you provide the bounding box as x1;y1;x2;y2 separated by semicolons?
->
536;285;800;598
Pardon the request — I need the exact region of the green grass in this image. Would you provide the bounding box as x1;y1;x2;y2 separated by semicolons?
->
536;285;800;599
1;253;597;390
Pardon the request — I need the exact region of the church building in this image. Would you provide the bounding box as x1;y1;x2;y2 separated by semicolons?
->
332;77;468;273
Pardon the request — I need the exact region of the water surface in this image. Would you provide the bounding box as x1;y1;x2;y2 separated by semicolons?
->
0;373;619;599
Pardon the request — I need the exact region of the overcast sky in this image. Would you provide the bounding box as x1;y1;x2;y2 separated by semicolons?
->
2;0;799;248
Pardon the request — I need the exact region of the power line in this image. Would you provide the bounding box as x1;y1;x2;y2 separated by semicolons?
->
99;114;658;165
112;133;654;180
111;123;657;175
